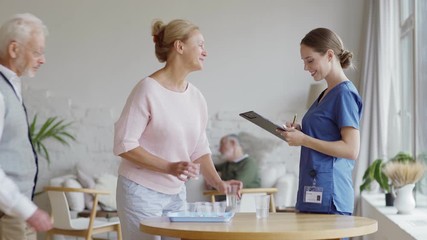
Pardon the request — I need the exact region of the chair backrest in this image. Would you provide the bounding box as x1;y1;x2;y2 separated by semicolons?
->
47;190;74;229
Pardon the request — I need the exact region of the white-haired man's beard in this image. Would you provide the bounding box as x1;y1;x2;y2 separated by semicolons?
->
15;55;35;78
221;148;234;161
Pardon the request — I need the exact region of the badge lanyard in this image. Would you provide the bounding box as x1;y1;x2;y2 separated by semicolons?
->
303;170;323;204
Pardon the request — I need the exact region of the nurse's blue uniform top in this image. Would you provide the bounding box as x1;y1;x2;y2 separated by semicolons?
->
295;80;362;214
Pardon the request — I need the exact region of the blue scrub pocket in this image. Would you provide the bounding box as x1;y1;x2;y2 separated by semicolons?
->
300;160;334;212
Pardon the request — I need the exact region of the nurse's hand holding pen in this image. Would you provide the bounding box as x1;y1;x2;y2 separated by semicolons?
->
277;114;305;146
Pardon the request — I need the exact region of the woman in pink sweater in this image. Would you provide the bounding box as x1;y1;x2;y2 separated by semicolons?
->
113;19;241;240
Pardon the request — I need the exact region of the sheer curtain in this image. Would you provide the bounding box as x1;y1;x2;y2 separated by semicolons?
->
353;0;399;216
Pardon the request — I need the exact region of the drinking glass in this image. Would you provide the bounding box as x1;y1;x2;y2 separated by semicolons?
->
226;184;239;211
255;195;270;219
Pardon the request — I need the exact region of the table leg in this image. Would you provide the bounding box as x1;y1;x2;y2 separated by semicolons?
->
269;193;276;213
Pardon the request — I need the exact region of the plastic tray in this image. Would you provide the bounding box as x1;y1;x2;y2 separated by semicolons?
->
167;211;235;222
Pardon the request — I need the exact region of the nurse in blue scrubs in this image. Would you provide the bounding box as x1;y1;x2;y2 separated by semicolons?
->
279;28;362;216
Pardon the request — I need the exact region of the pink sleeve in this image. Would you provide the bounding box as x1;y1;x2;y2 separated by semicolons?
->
190;131;211;161
190;96;211;161
113;82;150;155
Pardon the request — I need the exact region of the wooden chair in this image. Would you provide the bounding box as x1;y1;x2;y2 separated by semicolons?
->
203;187;278;212
44;186;122;240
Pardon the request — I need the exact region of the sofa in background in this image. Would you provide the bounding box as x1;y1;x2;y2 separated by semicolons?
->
48;169;118;215
186;132;299;209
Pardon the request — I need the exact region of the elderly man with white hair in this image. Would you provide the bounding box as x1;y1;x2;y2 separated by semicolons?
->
0;13;53;239
217;134;261;188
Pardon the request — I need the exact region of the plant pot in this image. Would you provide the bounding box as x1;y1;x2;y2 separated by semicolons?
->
385;192;394;206
394;183;416;214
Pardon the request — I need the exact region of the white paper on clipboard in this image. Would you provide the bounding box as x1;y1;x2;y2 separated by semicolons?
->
239;111;287;141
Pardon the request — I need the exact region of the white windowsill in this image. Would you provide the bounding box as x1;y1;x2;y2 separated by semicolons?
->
361;193;427;240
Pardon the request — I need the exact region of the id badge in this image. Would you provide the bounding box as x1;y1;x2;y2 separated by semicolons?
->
303;186;323;204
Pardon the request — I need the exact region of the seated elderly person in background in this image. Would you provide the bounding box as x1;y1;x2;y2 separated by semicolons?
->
215;134;261;188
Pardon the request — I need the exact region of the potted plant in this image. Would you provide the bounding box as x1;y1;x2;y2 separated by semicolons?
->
360;152;414;206
29;114;76;164
383;161;426;189
382;161;426;214
360;159;393;205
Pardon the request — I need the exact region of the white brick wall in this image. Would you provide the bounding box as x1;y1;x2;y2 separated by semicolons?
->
24;85;302;187
24;86;120;194
26;86;301;215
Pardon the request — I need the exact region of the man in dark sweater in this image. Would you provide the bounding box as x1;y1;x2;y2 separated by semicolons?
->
215;134;261;188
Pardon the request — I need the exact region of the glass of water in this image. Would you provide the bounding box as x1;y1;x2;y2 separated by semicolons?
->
226;184;239;211
255;195;270;219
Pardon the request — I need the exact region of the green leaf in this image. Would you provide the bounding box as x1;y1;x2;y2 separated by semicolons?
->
359;158;390;193
40;143;50;164
371;159;390;193
28;115;76;165
360;177;373;192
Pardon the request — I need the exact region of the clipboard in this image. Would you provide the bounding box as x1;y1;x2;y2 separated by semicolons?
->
239;111;287;141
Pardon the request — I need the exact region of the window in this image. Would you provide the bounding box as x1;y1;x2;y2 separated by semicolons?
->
396;0;427;204
414;0;427;203
398;0;415;154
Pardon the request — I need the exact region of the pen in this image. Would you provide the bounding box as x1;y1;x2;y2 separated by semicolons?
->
292;114;297;127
